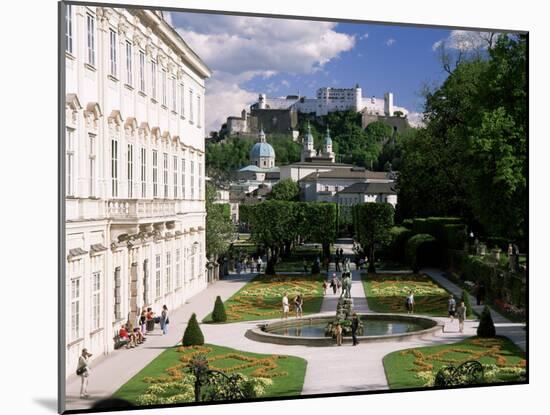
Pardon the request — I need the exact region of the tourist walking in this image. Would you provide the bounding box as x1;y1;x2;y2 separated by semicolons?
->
160;305;169;335
257;256;262;272
351;313;360;346
335;255;341;272
448;295;456;322
77;348;92;399
456;300;467;333
334;322;343;346
406;291;415;314
282;293;289;319
294;293;303;318
322;280;328;295
336;277;342;295
331;274;337;294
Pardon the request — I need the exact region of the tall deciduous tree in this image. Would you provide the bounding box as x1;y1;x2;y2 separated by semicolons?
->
354;203;395;273
205;183;234;259
268;178;300;201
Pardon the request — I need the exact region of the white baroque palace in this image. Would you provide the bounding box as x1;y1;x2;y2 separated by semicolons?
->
64;5;211;377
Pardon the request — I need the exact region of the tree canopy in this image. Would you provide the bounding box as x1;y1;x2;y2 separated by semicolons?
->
205;183;234;258
267;178;300;201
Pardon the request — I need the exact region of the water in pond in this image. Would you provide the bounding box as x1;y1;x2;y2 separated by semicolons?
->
268;319;426;337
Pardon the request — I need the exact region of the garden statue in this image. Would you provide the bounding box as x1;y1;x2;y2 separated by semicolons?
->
340;272;352;299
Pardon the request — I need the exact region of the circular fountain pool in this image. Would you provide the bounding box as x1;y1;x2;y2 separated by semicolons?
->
245;313;443;346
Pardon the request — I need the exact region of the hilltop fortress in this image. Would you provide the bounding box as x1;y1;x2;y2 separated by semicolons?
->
225;84;411;137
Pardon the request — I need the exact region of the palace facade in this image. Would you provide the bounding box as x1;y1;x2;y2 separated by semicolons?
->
64;5;211;376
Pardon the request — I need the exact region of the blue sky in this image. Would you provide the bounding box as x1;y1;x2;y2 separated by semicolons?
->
167;12;493;131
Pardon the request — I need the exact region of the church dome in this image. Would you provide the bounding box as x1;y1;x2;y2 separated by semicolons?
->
250;141;275;159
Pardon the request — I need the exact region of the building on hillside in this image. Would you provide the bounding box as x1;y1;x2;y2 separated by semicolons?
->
64;5;211;377
224;87;411;137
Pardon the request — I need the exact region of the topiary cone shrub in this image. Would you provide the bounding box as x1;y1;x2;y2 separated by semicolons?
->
461;289;473;317
211;296;227;323
182;313;204;346
477;306;496;337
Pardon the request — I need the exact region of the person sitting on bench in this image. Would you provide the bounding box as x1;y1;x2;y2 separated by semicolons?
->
119;325;136;348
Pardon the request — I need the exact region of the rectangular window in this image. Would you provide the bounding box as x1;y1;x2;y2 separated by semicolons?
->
89;134;96;197
125;41;132;85
155;254;161;298
66;128;74;196
180;84;185;117
140;148;147;198
127;144;133;198
70;277;81;339
114;267;122;320
65;5;73;54
162;69;167;106
189;89;194;122
139;50;145;92
181;158;186;199
197;95;201;127
151;60;157;99
109;29;117;76
91;271;101;330
175;249;181;288
111;139;118;197
173;156;178;198
191;255;195;280
198;161;202;199
163;153;168;198
165;252;171;293
171;78;176;111
190;160;195;199
152;150;158;197
86;14;95;66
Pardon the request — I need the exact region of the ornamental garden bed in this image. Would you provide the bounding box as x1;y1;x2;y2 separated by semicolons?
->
383;336;526;390
362;273;473;317
204;274;325;323
113;343;307;405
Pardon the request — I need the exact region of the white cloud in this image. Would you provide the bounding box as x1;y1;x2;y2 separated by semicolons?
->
361;32;369;40
432;30;497;52
281;79;290;88
385;38;396;47
170;13;356;131
407;112;425;128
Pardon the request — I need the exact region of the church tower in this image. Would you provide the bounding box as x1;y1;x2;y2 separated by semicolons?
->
322;127;335;163
301;122;317;162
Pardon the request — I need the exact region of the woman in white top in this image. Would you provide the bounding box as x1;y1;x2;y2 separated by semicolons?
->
406;291;415;314
282;293;289;319
77;348;92;399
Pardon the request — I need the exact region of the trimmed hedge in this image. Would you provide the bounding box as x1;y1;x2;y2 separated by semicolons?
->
212;296;227;323
386;226;413;261
405;234;438;272
182;313;204;346
477;306;496;337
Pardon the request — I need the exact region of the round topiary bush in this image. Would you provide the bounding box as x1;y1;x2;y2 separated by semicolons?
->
477;306;496;337
211;296;227;323
182;313;204;346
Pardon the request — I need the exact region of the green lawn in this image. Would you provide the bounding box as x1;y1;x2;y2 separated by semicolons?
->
204;274;325;323
362;273;473;317
383;336;526;389
113;343;307;405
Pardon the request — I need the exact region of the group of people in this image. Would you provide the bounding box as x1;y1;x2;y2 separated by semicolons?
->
447;295;468;333
323;273;343;295
332;312;361;346
333;248;345;272
235;255;263;274
281;292;304;319
76;304;170;399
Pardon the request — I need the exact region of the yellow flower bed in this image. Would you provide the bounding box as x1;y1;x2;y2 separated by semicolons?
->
142;346;289;386
222;275;322;321
399;337;526;374
366;274;449;314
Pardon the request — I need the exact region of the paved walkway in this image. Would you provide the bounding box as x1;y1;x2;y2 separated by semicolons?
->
423;268;526;351
65;272;256;411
